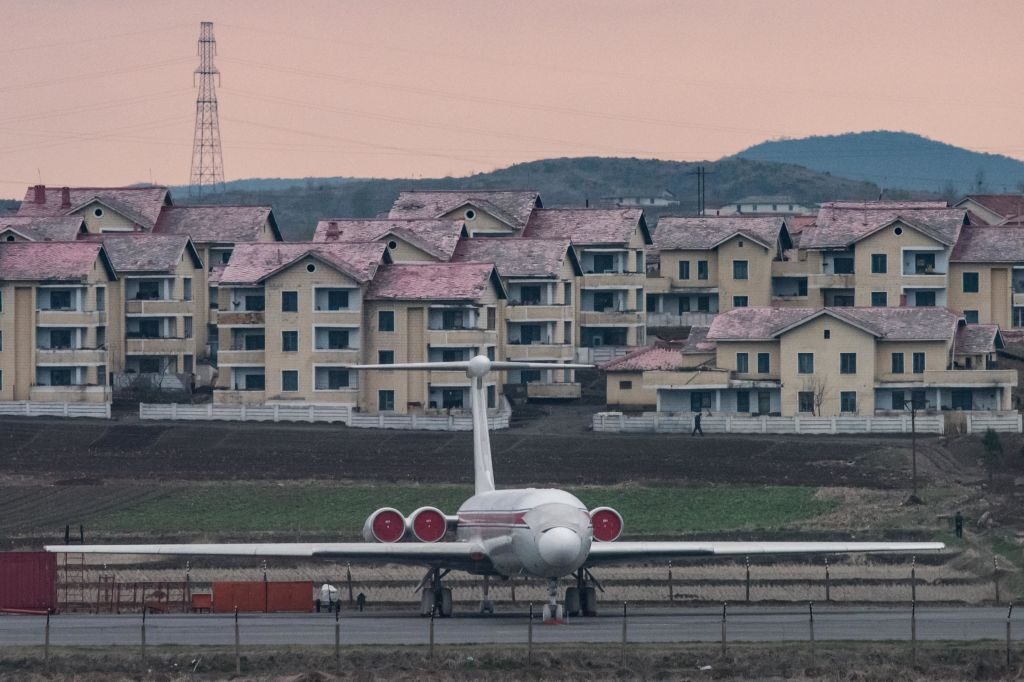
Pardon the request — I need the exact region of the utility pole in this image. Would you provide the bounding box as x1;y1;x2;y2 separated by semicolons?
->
189;21;225;197
905;399;923;504
687;166;714;216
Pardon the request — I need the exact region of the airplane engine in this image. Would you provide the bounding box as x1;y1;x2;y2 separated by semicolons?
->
589;507;624;542
408;506;448;543
362;507;406;543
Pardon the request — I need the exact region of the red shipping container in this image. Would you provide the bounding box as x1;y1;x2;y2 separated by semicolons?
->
0;552;57;612
213;581;312;613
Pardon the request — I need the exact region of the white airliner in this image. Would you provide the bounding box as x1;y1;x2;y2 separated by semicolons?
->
48;356;944;622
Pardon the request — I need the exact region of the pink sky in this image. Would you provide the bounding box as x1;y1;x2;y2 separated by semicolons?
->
2;0;1023;197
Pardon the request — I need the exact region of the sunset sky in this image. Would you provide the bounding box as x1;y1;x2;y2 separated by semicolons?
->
2;0;1023;197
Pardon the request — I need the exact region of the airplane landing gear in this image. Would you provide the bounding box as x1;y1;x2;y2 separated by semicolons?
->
419;568;453;617
542;577;564;624
479;575;495;614
566;569;601;617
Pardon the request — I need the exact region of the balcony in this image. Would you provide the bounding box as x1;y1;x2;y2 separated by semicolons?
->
125;337;192;355
506;304;570;322
125;299;193;315
646;311;717;327
426;328;496;345
771;259;811;277
808;273;855;289
581;272;644;287
643;276;671;294
428;369;477;385
35;347;107;364
36;309;106;326
876;368;1018;388
579;310;644;326
217;311;265;325
216;348;266;365
900;273;946;288
506;344;574;361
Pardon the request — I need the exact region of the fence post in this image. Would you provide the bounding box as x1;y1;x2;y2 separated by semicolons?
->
808;601;815;660
995;557;1001;604
1007;604;1014;669
141;606;147;665
745;557;751;603
720;602;728;657
428;606;436;660
668;562;673;602
335;607;342;672
44;611;50;671
824;558;830;602
527;603;533;669
234;607;241;675
273;404;280;422
207;403;213;418
761;415;767;433
911;556;916;603
240;404;247;421
911;600;917;667
346;564;354;604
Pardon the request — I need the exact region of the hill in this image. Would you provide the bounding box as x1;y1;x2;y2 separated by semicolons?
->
187;156;883;239
737;131;1024;196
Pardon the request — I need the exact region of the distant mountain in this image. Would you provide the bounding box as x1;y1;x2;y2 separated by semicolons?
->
170;176;361;194
187;156;886;239
737;131;1024;196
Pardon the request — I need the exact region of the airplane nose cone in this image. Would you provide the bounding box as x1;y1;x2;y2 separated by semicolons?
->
537;527;582;568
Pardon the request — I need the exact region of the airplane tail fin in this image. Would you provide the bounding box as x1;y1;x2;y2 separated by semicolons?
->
353;357;591;495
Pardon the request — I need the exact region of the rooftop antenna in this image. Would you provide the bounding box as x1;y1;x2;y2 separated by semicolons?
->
188;21;225;198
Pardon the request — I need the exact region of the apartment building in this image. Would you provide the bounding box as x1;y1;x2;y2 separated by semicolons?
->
388;190;541;236
363;261;506;412
954;195;1024;226
523;208;651;348
631;306;1015;416
947;227;1024;329
603;331;716;408
713;195;815;216
312;218;466;262
17;185;170;233
451;238;581;397
0;242;116;402
645;217;792;326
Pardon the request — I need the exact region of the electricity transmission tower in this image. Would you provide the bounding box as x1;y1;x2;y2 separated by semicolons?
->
189;21;225;197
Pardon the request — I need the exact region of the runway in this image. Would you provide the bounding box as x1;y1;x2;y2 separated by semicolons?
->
0;606;1019;646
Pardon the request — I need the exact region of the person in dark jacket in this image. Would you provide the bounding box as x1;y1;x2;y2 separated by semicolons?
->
691;412;704;436
954;510;964;538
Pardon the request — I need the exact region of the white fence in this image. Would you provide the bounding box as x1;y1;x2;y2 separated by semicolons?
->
0;401;111;419
593;411;946;435
965;412;1023;433
139;398;512;431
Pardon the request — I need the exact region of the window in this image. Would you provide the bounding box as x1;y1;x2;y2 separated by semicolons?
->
183;278;192;301
636;288;644;312
619;380;633;390
245;373;265;391
962;272;979;293
137;319;160;338
464;208;476;220
209;287;218;310
912;352;925;374
690;391;712;412
243;334;265;351
678;261;690;280
833;257;854;274
831;294;854;307
697;296;710;312
487;307;496;330
97;365;106;385
282;331;298;352
798;392;814;413
891;390;905;410
733;296;748;308
592;254;614;273
50;290;72;310
221;252;231;264
0;330;3;351
964;310;979;324
891;352;904;374
519;285;541;305
0;291;3;312
282;291;298;312
736;352;749;373
441;349;465;362
93;207;103;217
183;355;193;373
378;350;394;364
840;353;856;374
306;263;317;273
96;287;105;311
840;391;857;413
51;368;73;386
135;280;161;300
50;329;72;349
914;253;936;274
442;309;466;329
733;260;748;280
487;346;496;360
736;391;750;413
797;353;814;374
378;310;395;332
951;389;973;410
183;316;193;339
757;352;770;374
327;290;349;310
245;294;265;311
823;329;830;339
281;370;298;392
911;390;927;410
442;389;464;409
327;329;350;349
697;260;709;280
563;282;572;305
871;291;888;307
379;390;395;411
678;297;691;313
871;254;887;274
325;369;350;389
914;291;936;307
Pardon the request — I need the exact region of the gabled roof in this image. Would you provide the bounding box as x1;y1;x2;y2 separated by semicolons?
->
682;326;716;355
450;238;581;278
100;234;203;273
366;262;506;301
153;205;280;243
0;216;85;241
653;216;789;251
955;323;1001;355
219;242;388;285
950;227;1024;262
388;190;541;230
708;306;961;342
0;241;115;281
954;195;1024;223
313;218;465;261
522;208;652;246
601;341;686;372
800;202;965;249
17;185;169;228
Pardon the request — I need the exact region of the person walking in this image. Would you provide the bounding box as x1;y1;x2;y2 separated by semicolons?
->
691;411;704;436
954;510;964;538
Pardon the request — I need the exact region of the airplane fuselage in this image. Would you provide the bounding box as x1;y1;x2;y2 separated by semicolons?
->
454;488;593;578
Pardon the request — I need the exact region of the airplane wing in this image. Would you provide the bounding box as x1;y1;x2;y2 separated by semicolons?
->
586;541;945;565
46;542;491;570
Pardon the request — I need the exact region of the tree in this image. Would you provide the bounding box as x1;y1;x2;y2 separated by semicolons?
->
982;428;1003;483
801;377;828;416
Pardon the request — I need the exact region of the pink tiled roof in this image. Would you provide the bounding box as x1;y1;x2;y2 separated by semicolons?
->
601;341;686;371
220;242;387;285
801;202;965;249
0;216;85;241
0;241;110;281
153;205;278;243
389;190;541;230
313;218;464;261
653;216;786;250
955;323;1000;355
950;227;1024;262
682;326;716;354
523;208;651;246
708;306;961;341
17;185;169;228
451;238;576;278
367;262;500;301
101;234;201;273
956;195;1024;223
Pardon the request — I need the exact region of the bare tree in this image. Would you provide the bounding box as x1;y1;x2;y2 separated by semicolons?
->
801;377;829;416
